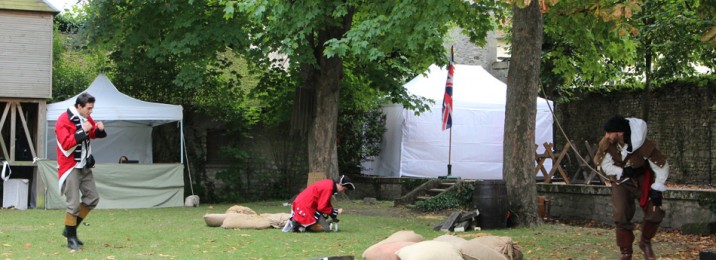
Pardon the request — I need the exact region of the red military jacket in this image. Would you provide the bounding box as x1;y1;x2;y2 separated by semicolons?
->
55;109;105;188
291;179;337;226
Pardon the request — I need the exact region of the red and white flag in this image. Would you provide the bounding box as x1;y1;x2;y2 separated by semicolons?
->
442;48;454;131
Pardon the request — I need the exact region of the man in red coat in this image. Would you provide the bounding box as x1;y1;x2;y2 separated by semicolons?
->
55;93;107;250
285;175;355;232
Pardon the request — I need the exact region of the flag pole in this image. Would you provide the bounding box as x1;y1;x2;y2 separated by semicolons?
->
441;45;457;179
447;46;454;177
448;126;452;176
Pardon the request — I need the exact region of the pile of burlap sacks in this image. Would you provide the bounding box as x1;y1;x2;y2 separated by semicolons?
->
362;230;522;260
203;205;291;229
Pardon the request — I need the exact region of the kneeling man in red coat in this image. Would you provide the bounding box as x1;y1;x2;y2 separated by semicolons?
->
285;175;355;232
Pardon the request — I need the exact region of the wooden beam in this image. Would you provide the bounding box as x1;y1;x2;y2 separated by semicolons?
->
16;104;37;158
0;98;43;103
37;100;46;159
453;220;472;232
0;103;10;160
10;102;16;162
440;211;462;232
458;209;479;222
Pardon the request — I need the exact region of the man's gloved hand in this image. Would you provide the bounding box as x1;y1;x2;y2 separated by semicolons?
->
622;167;637;178
649;189;663;206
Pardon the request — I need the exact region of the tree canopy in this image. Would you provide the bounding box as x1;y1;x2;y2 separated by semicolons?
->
222;0;508;178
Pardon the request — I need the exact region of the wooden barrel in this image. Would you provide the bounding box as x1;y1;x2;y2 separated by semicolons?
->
473;179;508;229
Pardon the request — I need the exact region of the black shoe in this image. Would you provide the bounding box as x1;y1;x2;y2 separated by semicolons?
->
62;227;84;245
67;237;81;250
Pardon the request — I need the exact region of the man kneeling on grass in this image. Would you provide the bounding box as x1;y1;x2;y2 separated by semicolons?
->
283;175;355;232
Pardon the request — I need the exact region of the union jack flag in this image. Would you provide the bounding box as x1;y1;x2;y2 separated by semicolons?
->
442;48;454;131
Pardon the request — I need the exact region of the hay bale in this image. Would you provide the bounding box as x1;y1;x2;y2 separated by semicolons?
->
470;236;523;260
432;234;467;248
203;213;228;227
459;239;509;260
260;213;292;229
363;241;415;260
361;230;424;258
225;205;257;215
221;213;272;229
395;241;462;260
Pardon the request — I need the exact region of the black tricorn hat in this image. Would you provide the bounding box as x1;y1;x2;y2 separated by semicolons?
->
338;175;355;190
604;115;629;133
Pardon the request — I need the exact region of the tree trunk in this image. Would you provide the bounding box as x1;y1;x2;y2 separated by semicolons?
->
307;54;342;180
503;1;543;227
305;12;352;180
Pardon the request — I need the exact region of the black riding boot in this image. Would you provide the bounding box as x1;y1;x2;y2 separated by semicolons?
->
65;225;81;250
62;216;84;245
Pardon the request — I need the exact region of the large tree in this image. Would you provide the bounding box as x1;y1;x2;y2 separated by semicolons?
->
504;0;544;227
224;0;506;179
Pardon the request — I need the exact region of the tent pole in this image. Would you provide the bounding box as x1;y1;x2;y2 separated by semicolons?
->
181;128;195;196
180;121;184;164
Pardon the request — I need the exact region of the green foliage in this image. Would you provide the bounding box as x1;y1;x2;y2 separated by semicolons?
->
52;9;110;102
541;0;640;98
84;0;257;118
541;0;716;100
415;182;474;212
337;107;386;175
401;178;430;193
223;0;507;112
632;0;716;84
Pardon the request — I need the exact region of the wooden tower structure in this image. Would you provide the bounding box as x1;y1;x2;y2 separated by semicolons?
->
0;0;59;208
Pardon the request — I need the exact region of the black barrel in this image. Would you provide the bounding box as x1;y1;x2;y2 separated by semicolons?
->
473;179;508;229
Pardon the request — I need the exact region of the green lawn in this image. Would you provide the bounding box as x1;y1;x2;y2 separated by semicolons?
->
0;200;707;259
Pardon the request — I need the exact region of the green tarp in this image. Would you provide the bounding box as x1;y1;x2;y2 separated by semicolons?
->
38;160;184;209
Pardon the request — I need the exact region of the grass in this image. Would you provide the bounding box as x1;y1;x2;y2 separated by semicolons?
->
0;200;709;259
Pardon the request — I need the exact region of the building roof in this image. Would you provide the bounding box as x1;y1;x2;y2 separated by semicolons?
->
0;0;60;13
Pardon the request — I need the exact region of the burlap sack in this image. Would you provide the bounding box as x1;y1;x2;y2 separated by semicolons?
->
260;213;291;229
221;213;272;229
363;241;415;260
203;213;228;227
459;238;509;260
361;230;425;258
395;241;462;260
225;205;258;215
432;234;467;248
471;236;523;260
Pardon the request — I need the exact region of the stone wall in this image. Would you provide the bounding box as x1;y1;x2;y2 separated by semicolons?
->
446;28;497;72
537;183;716;231
555;83;716;185
348;177;716;232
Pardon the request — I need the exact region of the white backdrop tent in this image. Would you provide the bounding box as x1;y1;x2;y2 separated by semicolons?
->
45;74;184;164
40;74;185;209
362;64;553;180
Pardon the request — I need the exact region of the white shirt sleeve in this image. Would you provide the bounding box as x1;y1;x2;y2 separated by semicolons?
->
600;153;624;180
649;159;669;192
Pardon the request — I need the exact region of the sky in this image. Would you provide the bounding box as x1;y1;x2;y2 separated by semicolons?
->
45;0;81;13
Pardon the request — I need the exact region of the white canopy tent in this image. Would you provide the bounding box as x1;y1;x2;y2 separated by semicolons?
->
45;74;184;164
362;64;554;180
40;74;185;209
